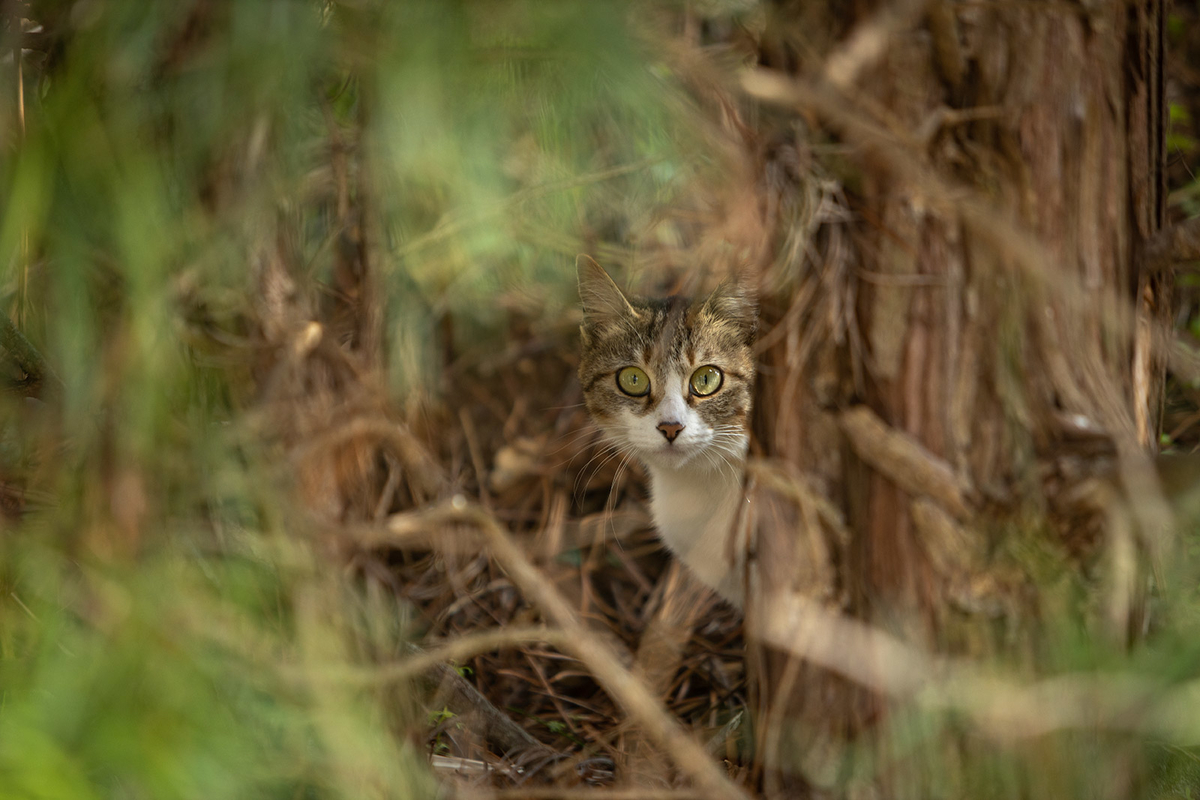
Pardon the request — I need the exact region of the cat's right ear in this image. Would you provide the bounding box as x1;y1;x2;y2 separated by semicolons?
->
577;255;639;336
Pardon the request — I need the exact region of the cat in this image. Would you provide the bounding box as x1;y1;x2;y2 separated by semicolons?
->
576;255;756;606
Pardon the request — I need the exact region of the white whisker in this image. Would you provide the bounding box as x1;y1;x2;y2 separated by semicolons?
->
546;425;605;459
572;442;621;501
606;452;634;520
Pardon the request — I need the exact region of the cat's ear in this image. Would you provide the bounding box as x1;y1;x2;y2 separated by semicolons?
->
702;275;757;341
577;255;640;333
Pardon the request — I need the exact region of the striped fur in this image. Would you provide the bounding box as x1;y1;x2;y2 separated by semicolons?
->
577;256;756;604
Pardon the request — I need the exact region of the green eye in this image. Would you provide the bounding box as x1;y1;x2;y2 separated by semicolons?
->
616;366;651;397
690;365;723;397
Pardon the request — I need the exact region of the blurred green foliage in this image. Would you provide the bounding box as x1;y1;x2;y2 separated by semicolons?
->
0;544;436;800
0;1;700;796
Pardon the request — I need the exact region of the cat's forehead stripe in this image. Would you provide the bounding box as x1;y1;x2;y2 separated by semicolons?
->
636;295;688;370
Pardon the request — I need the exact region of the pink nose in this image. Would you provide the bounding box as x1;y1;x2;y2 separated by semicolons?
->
657;421;684;443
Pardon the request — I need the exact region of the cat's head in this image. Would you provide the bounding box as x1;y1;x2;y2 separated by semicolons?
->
577;256;756;473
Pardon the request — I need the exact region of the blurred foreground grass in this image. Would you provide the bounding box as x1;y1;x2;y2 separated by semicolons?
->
0;541;435;799
0;1;702;796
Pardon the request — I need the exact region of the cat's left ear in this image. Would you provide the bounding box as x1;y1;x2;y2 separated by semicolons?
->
703;274;757;341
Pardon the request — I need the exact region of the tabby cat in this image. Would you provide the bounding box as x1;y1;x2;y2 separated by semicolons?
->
577;256;756;606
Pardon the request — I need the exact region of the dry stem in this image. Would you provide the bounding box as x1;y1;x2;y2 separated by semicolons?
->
755;591;1200;743
839;405;973;519
409;502;750;800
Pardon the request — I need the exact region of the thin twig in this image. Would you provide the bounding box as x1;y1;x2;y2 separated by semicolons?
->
301;626;571;687
429;659;564;764
417;502;750;800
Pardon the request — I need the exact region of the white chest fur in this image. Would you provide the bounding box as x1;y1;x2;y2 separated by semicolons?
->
647;461;747;606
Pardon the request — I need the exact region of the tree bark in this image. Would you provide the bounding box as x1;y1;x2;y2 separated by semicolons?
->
743;0;1169;785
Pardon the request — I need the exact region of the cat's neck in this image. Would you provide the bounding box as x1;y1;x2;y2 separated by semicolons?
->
645;457;747;607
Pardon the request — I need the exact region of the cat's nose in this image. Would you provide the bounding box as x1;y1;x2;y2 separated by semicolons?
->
657;421;684;443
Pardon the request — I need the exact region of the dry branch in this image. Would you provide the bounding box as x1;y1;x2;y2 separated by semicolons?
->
823;0;927;91
746;460;850;544
419;501;750;800
290;414;446;502
429;660;564;765
755;590;1200;743
289;618;569;763
838;405;973;519
625;561;715;784
305;627;572;687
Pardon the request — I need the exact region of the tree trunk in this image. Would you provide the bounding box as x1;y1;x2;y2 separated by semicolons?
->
743;0;1168;787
